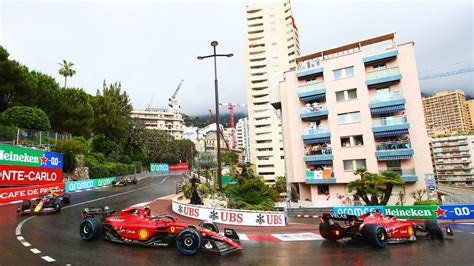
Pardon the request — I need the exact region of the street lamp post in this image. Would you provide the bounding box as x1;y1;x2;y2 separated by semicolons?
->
197;41;233;192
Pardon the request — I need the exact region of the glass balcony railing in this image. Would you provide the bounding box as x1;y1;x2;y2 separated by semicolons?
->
372;115;407;127
297;57;323;71
366;66;400;81
300;105;327;114
304;147;332;156
370;91;403;103
379;167;416;176
302;126;330;135
376;140;411;151
298;82;325;94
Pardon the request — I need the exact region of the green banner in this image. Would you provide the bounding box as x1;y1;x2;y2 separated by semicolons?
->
0;144;44;167
96;177;116;187
384;205;437;219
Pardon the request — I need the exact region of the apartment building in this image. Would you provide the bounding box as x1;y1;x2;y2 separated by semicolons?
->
422;90;472;136
236;117;250;162
245;0;300;181
467;99;474;127
131;107;184;139
431;135;474;187
280;33;432;206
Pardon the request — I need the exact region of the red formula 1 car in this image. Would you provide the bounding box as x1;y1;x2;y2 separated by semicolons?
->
17;188;71;215
319;211;454;248
79;205;242;256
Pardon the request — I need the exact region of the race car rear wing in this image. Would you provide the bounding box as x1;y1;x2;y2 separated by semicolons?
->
320;213;361;223
82;206;115;220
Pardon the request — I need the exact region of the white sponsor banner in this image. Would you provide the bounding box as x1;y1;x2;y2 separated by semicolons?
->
172;197;286;227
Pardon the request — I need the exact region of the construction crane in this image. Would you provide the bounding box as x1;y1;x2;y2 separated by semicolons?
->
208;109;231;152
168;79;184;110
219;102;245;149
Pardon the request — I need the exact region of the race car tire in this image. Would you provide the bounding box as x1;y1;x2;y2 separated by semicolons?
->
199;221;219;233
111;181;117;186
362;224;388;248
426;220;444;241
175;227;202;256
63;194;71;204
21;200;31;211
319;221;343;241
80;218;103;241
54;198;62;213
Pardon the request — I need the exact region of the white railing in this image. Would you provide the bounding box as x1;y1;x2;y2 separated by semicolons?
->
300;105;327;114
297;56;323;71
298;82;325;93
370;91;403;103
366;66;400;80
302;126;330;135
372;115;407;127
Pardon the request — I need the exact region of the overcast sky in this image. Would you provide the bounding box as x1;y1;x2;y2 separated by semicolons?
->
1;0;472;115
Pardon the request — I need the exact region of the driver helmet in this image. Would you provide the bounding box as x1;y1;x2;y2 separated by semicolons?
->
143;205;151;216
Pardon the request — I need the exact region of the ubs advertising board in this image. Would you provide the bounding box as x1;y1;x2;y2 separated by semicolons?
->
0;144;63;203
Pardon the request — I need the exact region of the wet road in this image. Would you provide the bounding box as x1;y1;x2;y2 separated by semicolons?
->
1;174;474;265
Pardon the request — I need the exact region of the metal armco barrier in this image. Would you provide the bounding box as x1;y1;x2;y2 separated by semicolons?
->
333;204;474;220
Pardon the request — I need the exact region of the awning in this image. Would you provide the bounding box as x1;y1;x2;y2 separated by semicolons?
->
300;93;326;102
373;129;409;138
306;160;333;166
377;155;412;161
371;104;405;114
303;137;331;144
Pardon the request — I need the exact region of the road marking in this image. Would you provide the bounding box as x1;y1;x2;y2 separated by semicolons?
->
17;236;24;240
21;241;31;247
30;248;41;254
454;230;463;232
238;233;249;241
16;216;37;236
41;256;55;262
271;232;323;242
470;232;474;235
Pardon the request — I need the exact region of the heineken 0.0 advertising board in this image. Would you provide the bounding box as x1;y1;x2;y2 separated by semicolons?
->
0;144;63;186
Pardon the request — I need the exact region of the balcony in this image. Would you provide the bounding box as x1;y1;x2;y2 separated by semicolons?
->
302;126;331;144
306;170;336;184
366;67;402;86
296;57;324;79
298;82;326;102
304;148;333;165
300;105;328;120
363;49;398;64
369;91;406;114
375;140;414;160
379;167;418;182
372;115;410;138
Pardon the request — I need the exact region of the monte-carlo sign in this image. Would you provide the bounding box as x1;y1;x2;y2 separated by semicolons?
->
0;144;63;186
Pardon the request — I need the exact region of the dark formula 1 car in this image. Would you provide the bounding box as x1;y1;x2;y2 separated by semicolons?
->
17;188;71;215
79;205;242;256
111;176;138;187
319;211;453;248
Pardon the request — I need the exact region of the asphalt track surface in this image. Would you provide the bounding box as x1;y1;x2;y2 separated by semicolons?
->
1;174;473;265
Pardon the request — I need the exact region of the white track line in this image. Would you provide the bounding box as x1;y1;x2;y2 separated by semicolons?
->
238;234;250;241
41;256;55;262
454;230;463;233
30;248;41;254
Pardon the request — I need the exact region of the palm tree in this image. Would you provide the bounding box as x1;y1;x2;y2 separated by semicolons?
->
58;60;76;88
378;170;405;205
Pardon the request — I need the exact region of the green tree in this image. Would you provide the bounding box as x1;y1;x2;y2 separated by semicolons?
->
1;106;51;130
348;169;405;206
123;118;145;161
274;176;287;194
58;60;76;88
221;151;238;166
52;139;86;173
176;139;196;164
92;81;132;143
0;46;31;111
46;88;94;136
143;129;179;165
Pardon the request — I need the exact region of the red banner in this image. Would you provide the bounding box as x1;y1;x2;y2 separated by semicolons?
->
0;165;63;185
0;183;65;203
169;163;189;172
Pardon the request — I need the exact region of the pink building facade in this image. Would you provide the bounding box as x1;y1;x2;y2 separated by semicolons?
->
280;33;432;206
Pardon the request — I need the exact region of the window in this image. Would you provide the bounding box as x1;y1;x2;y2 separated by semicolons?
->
333;66;355;80
338;111;361;124
336;89;357;102
318;185;329;195
341;135;364;147
343;159;366;171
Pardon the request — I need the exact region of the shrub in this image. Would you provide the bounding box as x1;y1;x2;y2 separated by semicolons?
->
197;183;211;196
414;200;439;205
181;180;192;199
